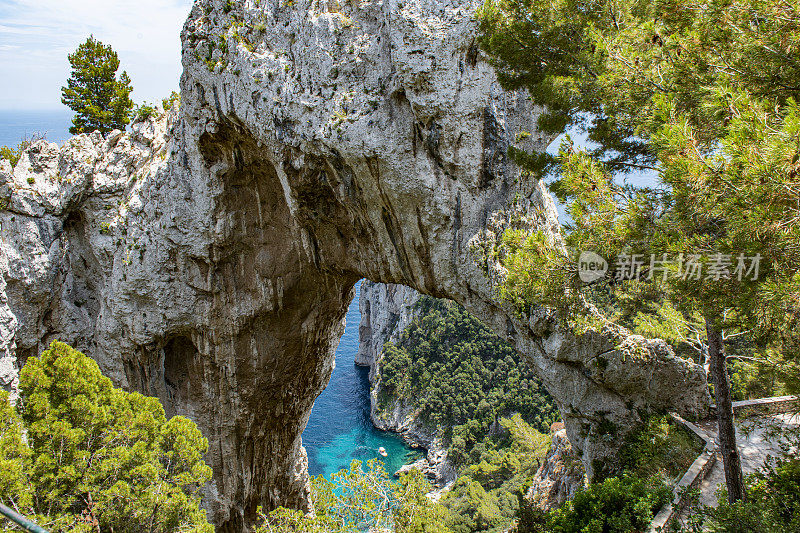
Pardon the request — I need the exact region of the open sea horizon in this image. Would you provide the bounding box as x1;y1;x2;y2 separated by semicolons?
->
0;109;74;147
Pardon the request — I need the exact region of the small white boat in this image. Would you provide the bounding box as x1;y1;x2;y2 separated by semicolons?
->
378;447;388;457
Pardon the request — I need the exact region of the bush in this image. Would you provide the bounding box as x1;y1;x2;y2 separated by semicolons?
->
162;90;181;111
521;474;671;533
0;145;19;166
131;102;158;123
0;341;213;532
620;414;703;482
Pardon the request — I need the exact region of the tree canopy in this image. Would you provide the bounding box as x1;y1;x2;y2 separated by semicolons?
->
0;341;213;532
479;0;800;501
479;0;800;349
258;459;451;533
61;36;134;135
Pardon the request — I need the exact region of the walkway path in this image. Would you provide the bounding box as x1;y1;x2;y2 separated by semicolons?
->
688;412;799;509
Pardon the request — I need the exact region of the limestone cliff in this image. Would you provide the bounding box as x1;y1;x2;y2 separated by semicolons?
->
0;0;710;530
356;280;420;379
526;427;587;511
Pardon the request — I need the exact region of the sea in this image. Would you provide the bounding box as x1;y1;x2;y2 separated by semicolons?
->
0;111;417;479
0;109;74;147
303;280;421;477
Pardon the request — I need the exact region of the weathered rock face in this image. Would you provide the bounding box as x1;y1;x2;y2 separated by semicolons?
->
526;427;586;511
1;107;354;531
0;0;710;530
356;280;420;378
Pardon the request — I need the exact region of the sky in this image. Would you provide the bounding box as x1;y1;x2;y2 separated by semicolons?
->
0;0;194;110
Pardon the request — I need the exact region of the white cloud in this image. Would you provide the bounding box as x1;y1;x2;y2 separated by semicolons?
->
0;0;193;109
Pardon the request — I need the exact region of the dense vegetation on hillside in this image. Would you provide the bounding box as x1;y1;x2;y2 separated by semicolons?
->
377;296;559;464
440;415;550;533
0;342;213;532
374;296;564;531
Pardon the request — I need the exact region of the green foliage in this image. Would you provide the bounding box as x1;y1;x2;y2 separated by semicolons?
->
256;459;451;533
61;35;134;135
619;415;702;483
440;415;551;533
162;91;181;111
728;348;800;400
0;146;20;167
520;474;671;533
0;341;213;532
131;102;158;123
479;0;800;360
378;296;558;463
480;3;799;505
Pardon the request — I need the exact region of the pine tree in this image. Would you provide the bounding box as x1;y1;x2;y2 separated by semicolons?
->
61;36;134;135
0;341;213;532
480;0;800;503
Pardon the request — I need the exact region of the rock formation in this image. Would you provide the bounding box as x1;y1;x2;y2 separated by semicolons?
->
356;280;420;379
526;426;587;511
0;0;710;530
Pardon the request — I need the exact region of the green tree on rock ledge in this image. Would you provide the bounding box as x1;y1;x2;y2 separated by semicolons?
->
0;341;213;532
61;36;134;135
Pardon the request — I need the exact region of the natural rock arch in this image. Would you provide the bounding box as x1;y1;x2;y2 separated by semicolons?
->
0;0;709;531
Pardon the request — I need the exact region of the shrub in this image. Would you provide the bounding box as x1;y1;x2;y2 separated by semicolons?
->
519;474;671;533
131;102;158;123
162;91;181;111
0;146;19;166
620;414;703;482
0;341;213;532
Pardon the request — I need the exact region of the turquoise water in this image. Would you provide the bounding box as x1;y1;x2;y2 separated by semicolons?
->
302;281;421;478
0;109;73;147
